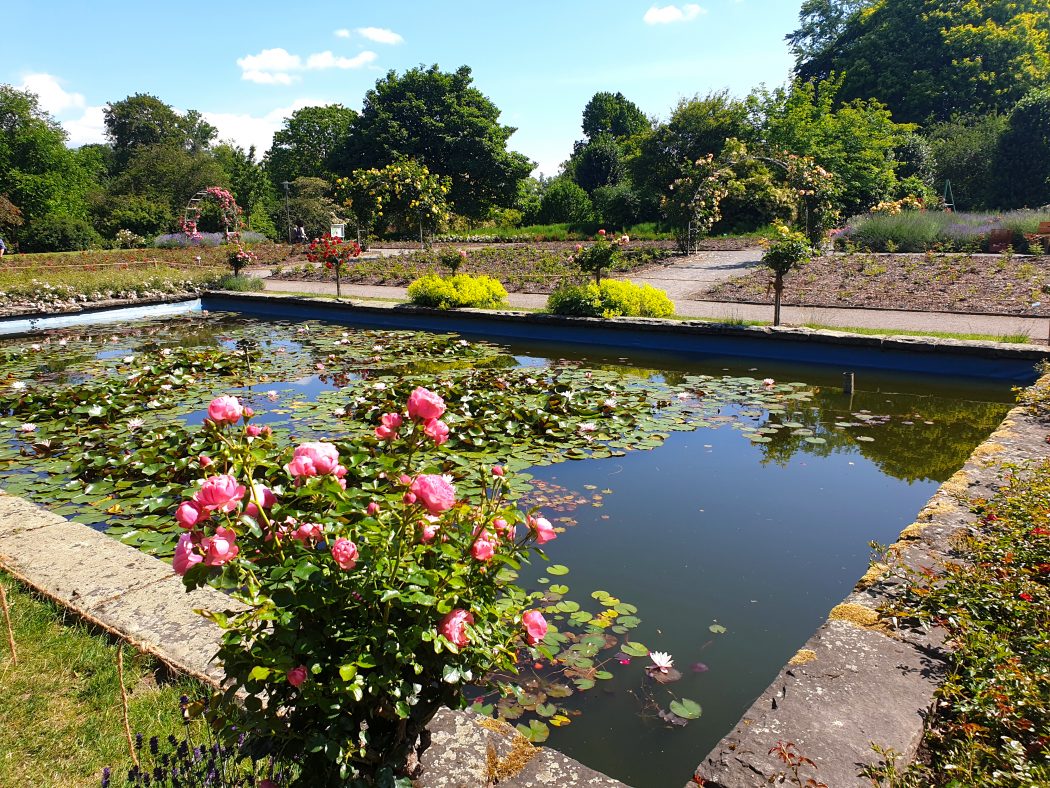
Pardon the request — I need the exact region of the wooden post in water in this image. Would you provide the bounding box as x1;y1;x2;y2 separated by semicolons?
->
843;372;855;394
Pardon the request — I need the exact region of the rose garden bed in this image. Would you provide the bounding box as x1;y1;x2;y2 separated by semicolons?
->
705;251;1050;316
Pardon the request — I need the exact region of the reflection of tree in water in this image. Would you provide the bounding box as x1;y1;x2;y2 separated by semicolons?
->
754;388;1011;484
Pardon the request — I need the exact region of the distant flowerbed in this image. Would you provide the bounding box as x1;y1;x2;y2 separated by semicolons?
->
836;209;1050;253
154;231;268;249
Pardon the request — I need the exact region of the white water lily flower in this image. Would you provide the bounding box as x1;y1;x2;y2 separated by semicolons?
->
18;423;36;433
127;418;145;431
373;382;387;390
87;405;104;418
10;381;26;391
123;356;135;364
266;390;280;401
579;422;597;433
649;651;674;673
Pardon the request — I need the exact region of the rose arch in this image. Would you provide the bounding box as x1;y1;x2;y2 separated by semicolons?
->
181;186;241;238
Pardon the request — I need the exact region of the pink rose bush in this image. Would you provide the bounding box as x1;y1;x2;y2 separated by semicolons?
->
170;387;566;782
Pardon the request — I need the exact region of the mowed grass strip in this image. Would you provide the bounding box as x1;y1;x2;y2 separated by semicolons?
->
0;572;205;788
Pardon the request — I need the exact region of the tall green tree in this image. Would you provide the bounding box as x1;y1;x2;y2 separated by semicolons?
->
926;114;1006;210
335;65;532;219
104;93;217;165
214;143;276;233
0;84;95;243
581;91;650;141
265;104;357;188
748;77;909;215
567;134;627;193
993;88;1050;209
791;0;1050;123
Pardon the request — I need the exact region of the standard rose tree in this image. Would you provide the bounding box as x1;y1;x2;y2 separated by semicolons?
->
172;388;554;785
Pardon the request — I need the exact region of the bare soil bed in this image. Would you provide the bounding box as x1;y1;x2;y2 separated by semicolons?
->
705;252;1050;316
268;243;682;294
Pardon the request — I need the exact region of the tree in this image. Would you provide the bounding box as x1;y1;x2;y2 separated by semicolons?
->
568;134;627;193
0;84;95;244
282;177;343;240
334;161;451;239
537;178;593;225
748;77;907;215
926;114;1006;210
336;65;532;219
581;91;650;141
993;88;1050;208
631;91;750;211
265;104;357;188
791;0;1050;124
214;143;276;233
104;94;185;163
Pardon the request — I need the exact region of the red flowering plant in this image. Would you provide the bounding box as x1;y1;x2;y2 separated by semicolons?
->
306;234;362;297
174;388;555;785
226;243;258;276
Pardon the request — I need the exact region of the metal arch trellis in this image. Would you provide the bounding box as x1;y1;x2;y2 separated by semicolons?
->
182;187;241;237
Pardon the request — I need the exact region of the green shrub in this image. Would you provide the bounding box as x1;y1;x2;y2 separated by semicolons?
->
21;214;102;253
538;178;594;225
214;274;264;292
546;280;674;318
407;273;508;309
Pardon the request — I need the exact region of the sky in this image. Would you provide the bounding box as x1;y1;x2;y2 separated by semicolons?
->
4;1;804;176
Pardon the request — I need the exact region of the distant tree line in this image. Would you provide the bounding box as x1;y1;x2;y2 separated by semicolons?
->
1;1;1046;252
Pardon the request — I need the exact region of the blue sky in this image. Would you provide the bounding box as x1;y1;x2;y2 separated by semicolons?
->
5;1;803;175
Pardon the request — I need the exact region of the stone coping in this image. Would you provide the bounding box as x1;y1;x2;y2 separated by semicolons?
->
0;492;624;787
691;374;1050;787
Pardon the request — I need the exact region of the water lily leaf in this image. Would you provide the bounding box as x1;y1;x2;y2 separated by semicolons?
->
547;564;569;576
620;641;649;657
669;698;702;719
516;719;549;743
549;714;571;727
709;623;727;634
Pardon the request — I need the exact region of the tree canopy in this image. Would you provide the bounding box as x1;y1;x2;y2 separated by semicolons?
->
335;65;532;219
790;0;1050;123
581;92;650;141
104;93;217;164
265;104;357;188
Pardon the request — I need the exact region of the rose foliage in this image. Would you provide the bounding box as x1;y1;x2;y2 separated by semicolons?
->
174;388;554;785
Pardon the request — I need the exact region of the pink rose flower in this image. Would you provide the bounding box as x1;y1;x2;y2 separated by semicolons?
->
403;492;417;505
366;501;380;516
201;526;239;566
173;532;203;575
598;228;606;236
291;522;323;544
331;537;359;570
285;442;347;485
472;530;496;562
244;483;277;518
193;474;247;514
423;418;449;446
407;387;445;422
207;395;243;425
198;454;213;467
491;465;504;477
439;609;474;648
245;424;263;437
419;516;441;543
492;517;514;539
287;665;307;688
175;500;206;529
529;515;556;545
523;610;548;645
410;474;456;515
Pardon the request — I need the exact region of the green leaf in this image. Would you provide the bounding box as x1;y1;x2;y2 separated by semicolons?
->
709;623;727;634
547;564;569;576
620;641;649;657
249;666;271;681
338;664;357;682
669;698;702;719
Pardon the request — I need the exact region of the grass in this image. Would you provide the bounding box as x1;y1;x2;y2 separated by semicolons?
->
0;572;206;787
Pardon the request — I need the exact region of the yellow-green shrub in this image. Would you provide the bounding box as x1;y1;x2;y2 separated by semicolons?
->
546;280;674;318
407;273;508;309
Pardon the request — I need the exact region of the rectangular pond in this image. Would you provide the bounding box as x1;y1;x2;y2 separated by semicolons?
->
0;307;1027;786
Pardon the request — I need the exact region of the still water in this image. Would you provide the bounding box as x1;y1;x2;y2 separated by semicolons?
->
0;314;1018;786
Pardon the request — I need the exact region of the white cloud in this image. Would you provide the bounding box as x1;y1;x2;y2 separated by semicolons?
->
204;99;324;155
63;106;107;147
306;51;378;70
334;28;351;38
237;46;378;84
355;27;404;45
18;72;86;114
643;4;706;24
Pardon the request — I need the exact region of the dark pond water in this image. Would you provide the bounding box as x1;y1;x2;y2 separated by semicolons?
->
0;313;1019;787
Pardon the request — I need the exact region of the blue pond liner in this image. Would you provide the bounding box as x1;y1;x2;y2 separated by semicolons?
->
202;293;1047;384
0;299;202;336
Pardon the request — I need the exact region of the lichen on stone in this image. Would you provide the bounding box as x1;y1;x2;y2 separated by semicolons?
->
829;603;881;630
788;648;817;666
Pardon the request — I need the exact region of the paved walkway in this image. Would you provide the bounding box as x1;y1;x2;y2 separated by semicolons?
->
253;248;1050;344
